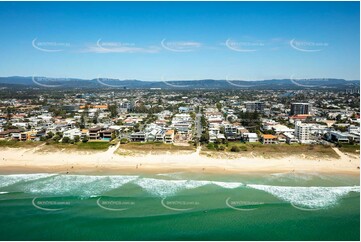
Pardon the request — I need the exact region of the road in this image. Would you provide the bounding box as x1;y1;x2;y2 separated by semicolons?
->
195;112;203;139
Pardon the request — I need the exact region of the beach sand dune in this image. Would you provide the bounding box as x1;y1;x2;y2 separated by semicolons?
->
0;146;359;175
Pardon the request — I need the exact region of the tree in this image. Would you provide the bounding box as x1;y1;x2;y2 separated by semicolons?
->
73;135;80;143
108;104;118;118
93;110;100;124
200;131;209;144
133;123;140;132
207;143;215;150
111;132;116;140
82;136;89;143
120;138;129;144
46;131;54;139
216;102;222;111
53;135;61;142
80;114;86;129
62;137;70;143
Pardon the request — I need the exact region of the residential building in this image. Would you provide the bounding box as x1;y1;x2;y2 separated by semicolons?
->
164;130;175;143
63;128;82;140
242;133;259;142
295;121;310;143
290;103;310;115
89;127;102;140
244;101;265;113
261;134;278;144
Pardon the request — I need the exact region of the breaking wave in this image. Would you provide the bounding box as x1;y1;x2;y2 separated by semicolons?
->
247;184;360;209
134;178;243;197
22;175;138;197
0;174;57;188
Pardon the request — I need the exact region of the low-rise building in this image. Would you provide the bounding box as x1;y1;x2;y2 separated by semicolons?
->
89;127;102;140
164;130;175;143
63;128;82;140
261;134;278;144
242;133;259;142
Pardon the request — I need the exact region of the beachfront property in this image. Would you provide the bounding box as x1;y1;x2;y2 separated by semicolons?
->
294;121;311;143
0;88;359;147
261;134;278;144
63;128;82;140
242;133;259;142
164;129;175;143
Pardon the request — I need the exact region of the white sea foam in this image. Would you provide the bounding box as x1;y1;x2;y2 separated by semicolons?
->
0;173;56;188
267;172;330;183
0;191;10;194
134;178;243;197
212;181;243;189
156;172;186;180
247;184;360;209
23;175;138;196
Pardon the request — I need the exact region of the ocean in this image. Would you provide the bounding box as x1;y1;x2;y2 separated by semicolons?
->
0;172;359;240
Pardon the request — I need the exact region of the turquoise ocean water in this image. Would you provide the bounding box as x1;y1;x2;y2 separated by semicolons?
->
0;172;359;240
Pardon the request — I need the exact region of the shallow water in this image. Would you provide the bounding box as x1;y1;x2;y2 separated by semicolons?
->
0;172;359;240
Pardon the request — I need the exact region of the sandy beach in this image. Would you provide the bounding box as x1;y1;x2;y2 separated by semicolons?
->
0;143;359;175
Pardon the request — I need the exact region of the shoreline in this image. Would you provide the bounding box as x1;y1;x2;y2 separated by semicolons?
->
0;145;359;176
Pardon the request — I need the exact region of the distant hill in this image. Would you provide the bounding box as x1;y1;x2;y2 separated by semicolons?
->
0;76;359;90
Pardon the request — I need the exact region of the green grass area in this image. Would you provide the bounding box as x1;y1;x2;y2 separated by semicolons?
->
0;139;111;151
40;141;111;151
0;140;44;148
118;142;195;153
339;144;360;154
203;142;340;159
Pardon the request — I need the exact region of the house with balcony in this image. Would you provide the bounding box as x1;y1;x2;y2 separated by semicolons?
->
130;131;146;142
242;133;259;142
63;128;82;140
88;126;102;140
261;134;278;144
164;129;175;144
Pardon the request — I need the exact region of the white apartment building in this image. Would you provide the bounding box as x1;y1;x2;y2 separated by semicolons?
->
63;128;82;140
295;121;310;143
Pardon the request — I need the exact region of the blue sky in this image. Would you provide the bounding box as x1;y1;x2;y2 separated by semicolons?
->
0;1;359;81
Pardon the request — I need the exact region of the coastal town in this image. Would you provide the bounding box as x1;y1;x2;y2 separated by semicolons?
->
0;88;359;155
